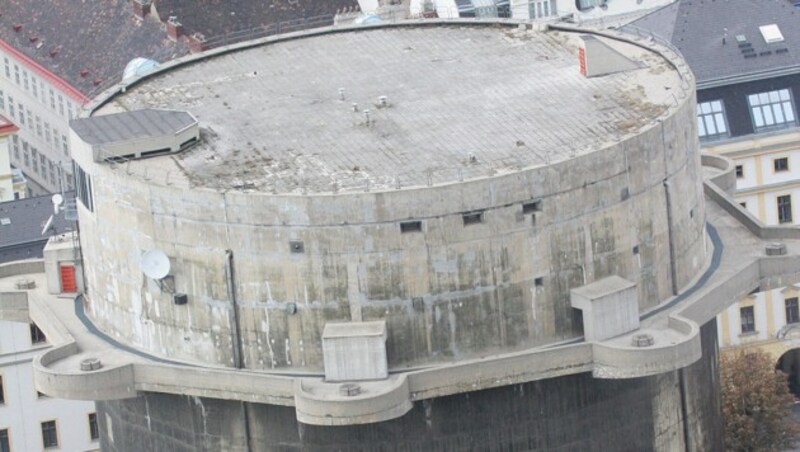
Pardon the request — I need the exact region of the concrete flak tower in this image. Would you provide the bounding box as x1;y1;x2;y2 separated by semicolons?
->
10;19;788;451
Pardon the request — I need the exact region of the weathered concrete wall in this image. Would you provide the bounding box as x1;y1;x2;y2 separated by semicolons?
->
73;87;705;370
96;320;723;451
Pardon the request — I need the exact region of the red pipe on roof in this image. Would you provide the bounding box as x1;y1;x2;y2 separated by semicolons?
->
0;37;90;104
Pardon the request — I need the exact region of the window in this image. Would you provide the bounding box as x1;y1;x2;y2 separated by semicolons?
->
522;199;542;214
35;115;42;137
22;70;28;91
58;95;64;116
0;89;4;111
41;420;58;448
88;413;99;440
11;135;18;160
62;134;69;156
7;96;13;118
44;123;51;144
740;306;755;333
16;103;24;125
749;89;797;132
30;323;46;344
577;0;602;11
697;100;729;140
3;57;9;78
0;429;8;452
31;77;38;97
787;297;800;324
529;0;556;18
31;149;39;173
778;194;793;224
49;89;55;109
462;211;484;226
400;220;422;233
0;375;4;404
774;157;789;172
22;141;29;166
735;165;743;178
74;163;94;211
13;64;19;85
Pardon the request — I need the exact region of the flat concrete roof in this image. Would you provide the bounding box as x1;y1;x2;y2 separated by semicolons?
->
95;24;683;194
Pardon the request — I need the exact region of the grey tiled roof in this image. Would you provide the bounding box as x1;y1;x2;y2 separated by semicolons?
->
0;192;74;249
71;109;196;145
0;0;189;98
629;0;800;86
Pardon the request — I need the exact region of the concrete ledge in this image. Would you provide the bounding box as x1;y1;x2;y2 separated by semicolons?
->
294;375;412;426
0;291;29;322
704;177;800;241
136;364;295;406
701;153;736;194
34;350;137;400
0;259;45;278
406;344;594;401
592;315;701;379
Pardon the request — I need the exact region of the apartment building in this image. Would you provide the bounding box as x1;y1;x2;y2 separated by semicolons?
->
0;192;94;452
0;116;20;202
633;0;800;389
0;320;98;452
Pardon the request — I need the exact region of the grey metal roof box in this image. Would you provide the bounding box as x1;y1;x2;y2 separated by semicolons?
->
70;109;199;162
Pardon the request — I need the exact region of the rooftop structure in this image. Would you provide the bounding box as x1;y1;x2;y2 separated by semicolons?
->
97;24;680;193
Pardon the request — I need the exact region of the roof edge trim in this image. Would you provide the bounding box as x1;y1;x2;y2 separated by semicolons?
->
0;38;90;104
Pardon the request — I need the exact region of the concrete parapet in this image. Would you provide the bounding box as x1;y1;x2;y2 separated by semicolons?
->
592;315;701;379
34;352;136;400
294;375;412;425
700;153;736;194
135;364;295;406
0;291;29;322
0;259;45;278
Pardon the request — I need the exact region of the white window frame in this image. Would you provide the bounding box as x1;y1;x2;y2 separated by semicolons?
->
748;89;797;132
697;100;729;140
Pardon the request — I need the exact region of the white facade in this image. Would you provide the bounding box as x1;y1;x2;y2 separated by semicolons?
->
0;44;80;195
709;132;800;358
0;320;98;452
0;127;13;202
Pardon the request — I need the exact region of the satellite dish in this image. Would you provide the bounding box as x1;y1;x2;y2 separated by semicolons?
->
52;194;64;214
140;249;171;280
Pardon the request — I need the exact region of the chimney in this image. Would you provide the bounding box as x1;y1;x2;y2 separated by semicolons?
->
166;16;184;41
133;0;151;19
189;32;208;53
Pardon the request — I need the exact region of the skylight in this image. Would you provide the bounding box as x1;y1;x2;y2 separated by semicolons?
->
759;24;784;44
0;218;10;226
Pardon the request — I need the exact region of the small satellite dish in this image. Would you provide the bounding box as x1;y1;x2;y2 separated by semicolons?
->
52;194;64;214
140;249;171;280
